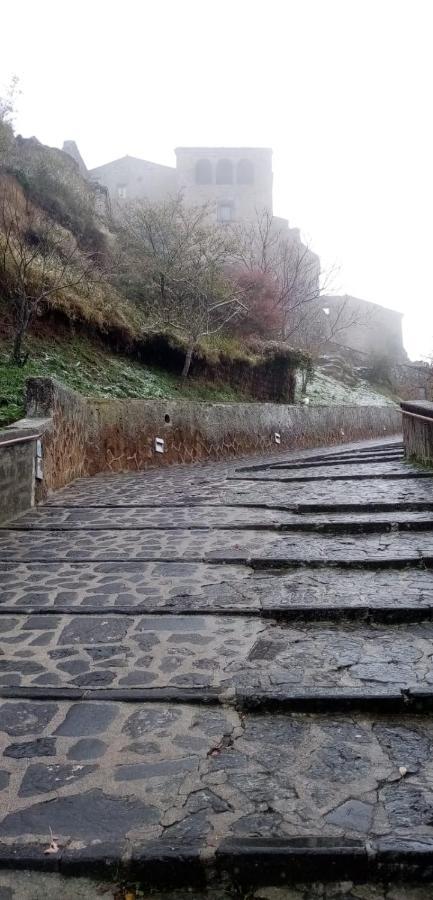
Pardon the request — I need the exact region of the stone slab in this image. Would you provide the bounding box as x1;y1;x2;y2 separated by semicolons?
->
1;704;433;871
0;527;432;564
0;561;253;611
7;506;433;533
2;563;433;619
0;616;433;702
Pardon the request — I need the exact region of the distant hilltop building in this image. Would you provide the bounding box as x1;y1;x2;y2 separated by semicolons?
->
321;295;406;362
87;146;274;224
65;143;295;234
62;141;406;361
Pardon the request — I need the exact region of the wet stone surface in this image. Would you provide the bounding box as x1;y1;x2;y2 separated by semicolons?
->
1;525;433;563
1;615;433;695
1;702;433;845
0;876;431;899
4;436;433;887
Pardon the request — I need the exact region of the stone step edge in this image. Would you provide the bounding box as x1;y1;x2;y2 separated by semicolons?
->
250;558;433;570
2;685;433;712
2;604;433;623
237;452;405;470
236;447;404;470
228;472;433;483
1;556;432;568
0;836;432;885
38;501;433;511
4;520;433;533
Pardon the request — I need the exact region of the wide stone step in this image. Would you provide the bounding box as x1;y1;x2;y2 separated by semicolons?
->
41;475;433;508
1;527;433;565
222;479;433;510
3;563;433;621
7;505;433;533
1;615;433;709
237;452;405;471
241;441;404;468
1;701;433;881
2;505;302;531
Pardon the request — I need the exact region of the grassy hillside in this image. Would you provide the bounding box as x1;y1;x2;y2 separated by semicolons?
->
0;333;252;427
0;143;396;428
306;368;397;407
0;328;397;429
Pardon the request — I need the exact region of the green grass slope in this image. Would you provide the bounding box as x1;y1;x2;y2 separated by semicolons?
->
0;333;252;427
306;369;397;407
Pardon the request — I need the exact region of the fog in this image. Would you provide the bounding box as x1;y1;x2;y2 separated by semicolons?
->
2;0;431;359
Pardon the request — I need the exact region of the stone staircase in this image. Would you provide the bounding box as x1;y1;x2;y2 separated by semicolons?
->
1;436;433;897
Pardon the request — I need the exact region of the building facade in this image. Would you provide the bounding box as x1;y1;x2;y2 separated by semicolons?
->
84;145;274;226
174;147;273;223
62;142;406;360
88;155;177;205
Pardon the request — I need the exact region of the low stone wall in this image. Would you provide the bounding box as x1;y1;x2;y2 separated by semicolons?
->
0;418;49;523
401;400;433;464
22;377;402;498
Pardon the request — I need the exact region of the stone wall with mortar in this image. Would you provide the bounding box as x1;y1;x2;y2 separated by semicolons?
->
0;419;49;523
23;378;402;499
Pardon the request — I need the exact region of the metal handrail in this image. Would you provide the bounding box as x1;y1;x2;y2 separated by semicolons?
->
401;409;433;425
0;432;41;449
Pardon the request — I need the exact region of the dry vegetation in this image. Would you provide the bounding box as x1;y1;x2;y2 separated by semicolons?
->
0;87;332;424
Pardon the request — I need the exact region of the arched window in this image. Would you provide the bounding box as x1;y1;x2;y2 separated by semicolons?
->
216;159;233;185
237;158;254;184
195;159;212;184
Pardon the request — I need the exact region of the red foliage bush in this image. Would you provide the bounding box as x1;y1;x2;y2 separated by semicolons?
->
233;270;283;340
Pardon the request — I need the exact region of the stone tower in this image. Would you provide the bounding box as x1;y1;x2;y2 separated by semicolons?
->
175;147;273;224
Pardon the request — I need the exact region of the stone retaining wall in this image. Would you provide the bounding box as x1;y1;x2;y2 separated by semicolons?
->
22;378;402;498
401;400;433;464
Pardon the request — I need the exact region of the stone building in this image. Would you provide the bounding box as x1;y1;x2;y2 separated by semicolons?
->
62;141;406;360
320;294;406;361
88;155;177;204
84;145;275;226
174;147;273;224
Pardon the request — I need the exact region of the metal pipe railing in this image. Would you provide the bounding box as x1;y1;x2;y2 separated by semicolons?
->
0;433;41;449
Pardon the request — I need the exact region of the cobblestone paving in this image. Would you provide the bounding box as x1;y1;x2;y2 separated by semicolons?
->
42;476;433;510
2;526;433;563
4;436;433;891
0;874;431;899
2;615;433;696
5;506;433;532
2;702;433;842
0;561;253;610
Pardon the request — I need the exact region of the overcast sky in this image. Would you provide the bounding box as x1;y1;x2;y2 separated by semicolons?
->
1;0;431;359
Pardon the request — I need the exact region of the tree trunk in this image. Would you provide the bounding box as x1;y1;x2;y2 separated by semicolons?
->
181;341;194;378
10;300;31;366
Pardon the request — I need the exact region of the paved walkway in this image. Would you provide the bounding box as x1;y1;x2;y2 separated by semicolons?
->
2;435;433;896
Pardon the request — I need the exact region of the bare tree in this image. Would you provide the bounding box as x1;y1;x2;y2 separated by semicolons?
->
119;197;247;376
232;210;337;342
232;209;376;359
0;180;103;364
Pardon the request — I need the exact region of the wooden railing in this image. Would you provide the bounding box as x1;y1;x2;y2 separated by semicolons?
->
401;400;433;464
